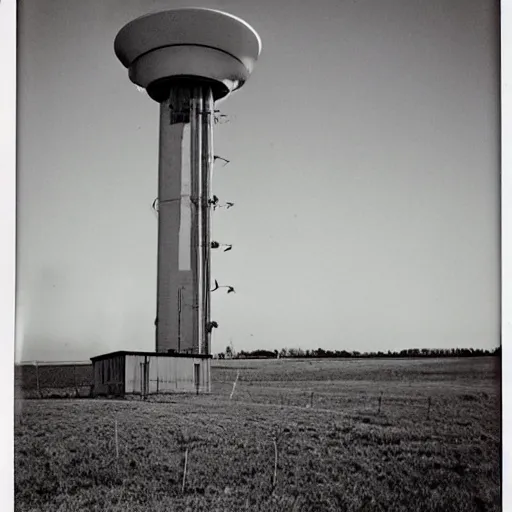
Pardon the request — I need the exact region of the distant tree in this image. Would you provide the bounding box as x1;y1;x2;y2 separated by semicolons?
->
250;350;275;358
225;346;232;359
262;346;496;361
288;348;298;358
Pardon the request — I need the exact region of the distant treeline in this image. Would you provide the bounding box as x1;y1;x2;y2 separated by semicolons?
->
217;346;501;360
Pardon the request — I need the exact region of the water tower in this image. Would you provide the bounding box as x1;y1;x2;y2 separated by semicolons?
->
114;8;261;356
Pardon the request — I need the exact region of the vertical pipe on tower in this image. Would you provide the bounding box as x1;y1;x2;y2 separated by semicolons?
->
190;88;203;354
201;88;214;354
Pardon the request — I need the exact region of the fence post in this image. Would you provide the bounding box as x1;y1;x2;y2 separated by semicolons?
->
73;364;79;397
35;361;41;398
229;370;239;400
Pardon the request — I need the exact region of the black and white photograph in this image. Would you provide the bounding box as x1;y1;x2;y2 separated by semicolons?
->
1;0;507;510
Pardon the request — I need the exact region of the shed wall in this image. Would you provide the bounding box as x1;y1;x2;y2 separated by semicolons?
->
92;355;125;396
125;355;210;394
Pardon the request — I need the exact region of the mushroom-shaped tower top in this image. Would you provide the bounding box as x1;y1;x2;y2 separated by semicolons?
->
114;8;262;101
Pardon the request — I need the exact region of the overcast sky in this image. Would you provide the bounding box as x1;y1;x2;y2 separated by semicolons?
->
16;0;499;361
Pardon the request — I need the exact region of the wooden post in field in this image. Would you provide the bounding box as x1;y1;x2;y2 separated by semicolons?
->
310;392;314;408
114;418;119;459
73;364;79;397
182;448;189;493
229;370;239;400
427;396;432;420
35;361;41;398
272;438;278;491
378;391;383;414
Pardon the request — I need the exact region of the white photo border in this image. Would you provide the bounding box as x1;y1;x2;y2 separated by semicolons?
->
0;1;507;511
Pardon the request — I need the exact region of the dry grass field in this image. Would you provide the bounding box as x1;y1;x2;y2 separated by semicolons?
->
14;357;501;511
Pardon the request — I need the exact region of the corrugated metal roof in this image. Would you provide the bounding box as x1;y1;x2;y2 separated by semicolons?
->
90;350;212;362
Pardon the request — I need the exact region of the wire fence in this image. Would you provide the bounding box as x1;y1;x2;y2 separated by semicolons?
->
206;378;499;436
15;358;499;429
15;361;94;398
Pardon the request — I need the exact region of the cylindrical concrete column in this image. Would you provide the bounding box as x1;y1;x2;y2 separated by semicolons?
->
155;84;213;355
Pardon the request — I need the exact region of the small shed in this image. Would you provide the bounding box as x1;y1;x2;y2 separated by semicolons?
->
90;351;211;398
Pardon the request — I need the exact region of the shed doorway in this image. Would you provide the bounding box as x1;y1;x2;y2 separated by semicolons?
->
194;363;200;395
140;358;149;398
